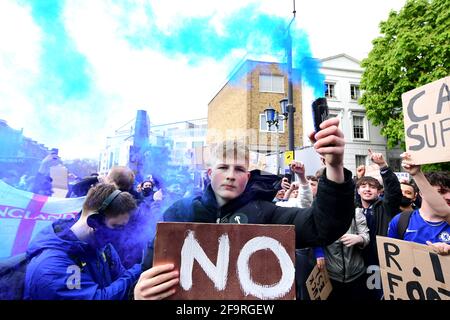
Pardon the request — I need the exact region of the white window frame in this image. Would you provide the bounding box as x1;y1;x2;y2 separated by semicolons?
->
325;82;337;99
350;84;361;101
259;74;285;93
351;112;369;141
355;155;367;168
259;114;285;133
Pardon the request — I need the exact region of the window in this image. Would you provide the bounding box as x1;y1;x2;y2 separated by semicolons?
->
259;114;285;133
352;115;366;139
259;75;284;93
350;84;360;101
355;155;366;168
325;82;336;99
175;141;187;149
192;141;203;148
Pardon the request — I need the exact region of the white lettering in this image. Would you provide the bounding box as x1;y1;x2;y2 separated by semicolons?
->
366;265;381;290
180;231;230;291
237;236;295;300
66;265;81;290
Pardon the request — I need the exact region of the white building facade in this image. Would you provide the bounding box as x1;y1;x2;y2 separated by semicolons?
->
302;54;403;174
98;117;207;175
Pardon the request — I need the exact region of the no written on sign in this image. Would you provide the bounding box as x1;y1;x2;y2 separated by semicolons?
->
153;222;296;300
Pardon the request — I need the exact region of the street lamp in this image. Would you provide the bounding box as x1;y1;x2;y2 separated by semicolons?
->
279;97;288;118
264;105;281;175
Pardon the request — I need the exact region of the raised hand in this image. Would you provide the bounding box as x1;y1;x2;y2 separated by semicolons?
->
308;117;345;183
400;152;421;176
368;148;387;168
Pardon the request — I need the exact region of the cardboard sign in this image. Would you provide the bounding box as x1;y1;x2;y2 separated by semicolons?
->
364;164;382;184
49;165;68;189
153;222;296;300
395;172;410;182
376;236;450;300
402;76;450;165
306;265;332;300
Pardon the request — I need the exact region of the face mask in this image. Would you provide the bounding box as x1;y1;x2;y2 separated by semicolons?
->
142;187;153;197
400;196;413;207
90;224;123;249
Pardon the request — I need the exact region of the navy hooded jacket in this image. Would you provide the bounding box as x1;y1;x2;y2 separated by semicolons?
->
24;219;141;300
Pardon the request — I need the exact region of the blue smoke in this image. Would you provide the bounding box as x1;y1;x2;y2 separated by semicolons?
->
125;3;324;96
23;0;91;100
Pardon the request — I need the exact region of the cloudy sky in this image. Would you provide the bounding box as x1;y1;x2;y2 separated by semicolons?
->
0;0;407;159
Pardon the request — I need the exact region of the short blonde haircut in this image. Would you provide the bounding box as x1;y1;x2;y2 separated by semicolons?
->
207;140;250;168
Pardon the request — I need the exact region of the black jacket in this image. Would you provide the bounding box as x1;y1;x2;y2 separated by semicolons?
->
362;166;402;266
143;168;355;269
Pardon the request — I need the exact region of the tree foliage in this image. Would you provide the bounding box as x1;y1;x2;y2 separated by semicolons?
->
360;0;450;152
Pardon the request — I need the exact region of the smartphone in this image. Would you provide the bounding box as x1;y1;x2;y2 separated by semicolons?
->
312;97;329;133
284;173;292;183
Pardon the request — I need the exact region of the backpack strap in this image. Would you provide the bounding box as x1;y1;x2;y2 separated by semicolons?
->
397;210;413;240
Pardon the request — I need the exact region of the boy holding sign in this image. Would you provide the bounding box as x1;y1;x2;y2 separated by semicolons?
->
134;117;356;300
388;152;450;255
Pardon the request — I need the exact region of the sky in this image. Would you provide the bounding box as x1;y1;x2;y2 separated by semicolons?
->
0;0;407;159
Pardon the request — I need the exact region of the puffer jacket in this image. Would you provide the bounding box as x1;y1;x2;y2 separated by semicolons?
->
323;208;369;283
24;219;141;300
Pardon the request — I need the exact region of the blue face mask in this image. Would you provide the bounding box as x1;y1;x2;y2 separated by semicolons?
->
90;223;124;249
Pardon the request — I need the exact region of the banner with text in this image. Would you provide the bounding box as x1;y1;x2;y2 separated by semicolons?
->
401;76;450;165
376;236;450;300
153;222;296;300
0;180;84;258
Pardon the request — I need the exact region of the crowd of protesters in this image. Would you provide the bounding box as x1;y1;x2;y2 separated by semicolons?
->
1;116;448;301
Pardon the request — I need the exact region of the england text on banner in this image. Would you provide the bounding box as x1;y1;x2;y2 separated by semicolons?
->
0;180;84;258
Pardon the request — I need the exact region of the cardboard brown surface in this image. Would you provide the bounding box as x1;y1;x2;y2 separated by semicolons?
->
376;236;450;300
153;222;296;300
402;76;450;165
306;264;332;300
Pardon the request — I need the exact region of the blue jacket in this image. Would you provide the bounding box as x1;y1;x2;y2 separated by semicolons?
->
24;219;141;300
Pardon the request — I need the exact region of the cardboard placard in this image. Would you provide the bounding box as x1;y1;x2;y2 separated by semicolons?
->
364;164;382;184
395;172;410;182
49;165;68;189
306;264;332;300
402;76;450;165
376;236;450;300
153;222;296;300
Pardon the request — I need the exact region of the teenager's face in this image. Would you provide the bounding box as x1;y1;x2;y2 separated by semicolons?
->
434;185;450;206
401;184;416;201
104;213;130;229
208;162;250;206
358;183;379;202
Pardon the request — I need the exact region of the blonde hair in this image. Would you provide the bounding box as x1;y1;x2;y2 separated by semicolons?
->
207;140;250;168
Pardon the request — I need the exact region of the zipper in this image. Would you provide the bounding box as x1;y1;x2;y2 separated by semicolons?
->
340;243;346;283
216;208;222;223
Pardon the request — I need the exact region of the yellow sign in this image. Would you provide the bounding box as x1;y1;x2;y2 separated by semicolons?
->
284;151;294;166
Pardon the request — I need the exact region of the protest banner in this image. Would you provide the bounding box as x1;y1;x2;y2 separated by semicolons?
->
376;236;450;300
395;172;410;182
402;76;450;165
153;222;296;300
306;264;332;300
364;164;382;184
0;180;84;258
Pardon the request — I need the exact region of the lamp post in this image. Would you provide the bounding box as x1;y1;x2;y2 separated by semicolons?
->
264;106;281;175
286;1;296;152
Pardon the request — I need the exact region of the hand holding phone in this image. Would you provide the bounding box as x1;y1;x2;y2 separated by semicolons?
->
312;97;329;133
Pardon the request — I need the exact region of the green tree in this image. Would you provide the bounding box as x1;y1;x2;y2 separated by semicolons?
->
360;0;449;171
